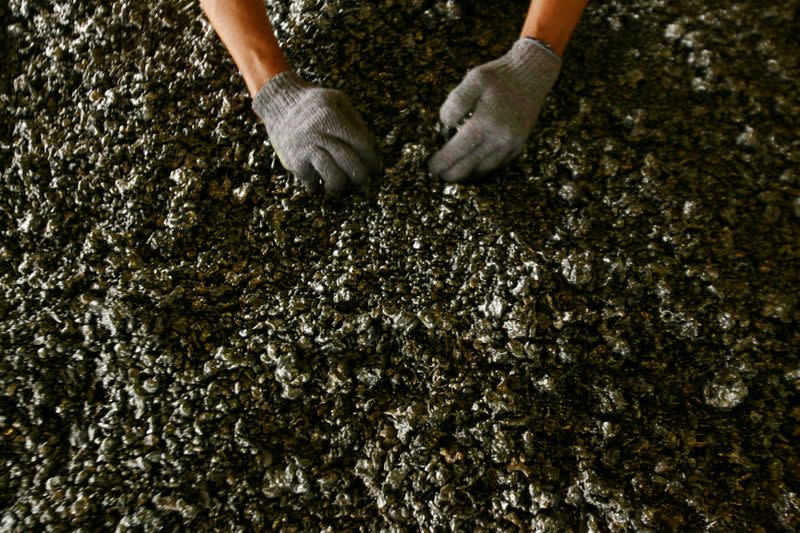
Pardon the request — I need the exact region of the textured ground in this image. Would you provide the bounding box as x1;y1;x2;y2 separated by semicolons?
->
2;0;799;530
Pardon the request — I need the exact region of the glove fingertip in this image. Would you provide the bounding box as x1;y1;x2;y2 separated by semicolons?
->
428;151;446;177
441;165;470;183
439;102;464;128
324;184;347;198
298;171;322;194
323;170;349;198
439;71;483;127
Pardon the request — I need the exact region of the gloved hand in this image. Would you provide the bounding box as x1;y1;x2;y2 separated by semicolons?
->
252;71;381;196
429;38;562;182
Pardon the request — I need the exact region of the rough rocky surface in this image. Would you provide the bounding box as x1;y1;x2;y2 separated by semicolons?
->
2;0;799;530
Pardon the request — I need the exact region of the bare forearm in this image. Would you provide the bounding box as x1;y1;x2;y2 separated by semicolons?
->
521;0;589;56
199;0;289;96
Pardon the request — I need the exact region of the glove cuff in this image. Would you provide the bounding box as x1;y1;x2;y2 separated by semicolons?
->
505;37;563;91
252;71;310;125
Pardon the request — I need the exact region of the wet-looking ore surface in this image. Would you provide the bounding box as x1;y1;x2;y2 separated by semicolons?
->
2;0;799;530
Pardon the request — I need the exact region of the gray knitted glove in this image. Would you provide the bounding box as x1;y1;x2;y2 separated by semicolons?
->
252;72;381;196
429;38;562;182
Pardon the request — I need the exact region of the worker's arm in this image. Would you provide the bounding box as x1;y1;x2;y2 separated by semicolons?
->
521;0;588;56
429;0;589;182
199;0;288;97
199;0;381;197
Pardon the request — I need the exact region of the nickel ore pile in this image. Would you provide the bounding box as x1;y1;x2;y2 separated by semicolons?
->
2;0;799;530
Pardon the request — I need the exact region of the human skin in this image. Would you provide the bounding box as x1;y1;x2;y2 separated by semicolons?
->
425;0;590;182
521;0;589;56
200;0;588;98
200;0;589;187
199;0;289;97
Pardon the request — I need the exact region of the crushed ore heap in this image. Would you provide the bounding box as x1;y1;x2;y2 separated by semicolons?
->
1;0;799;530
